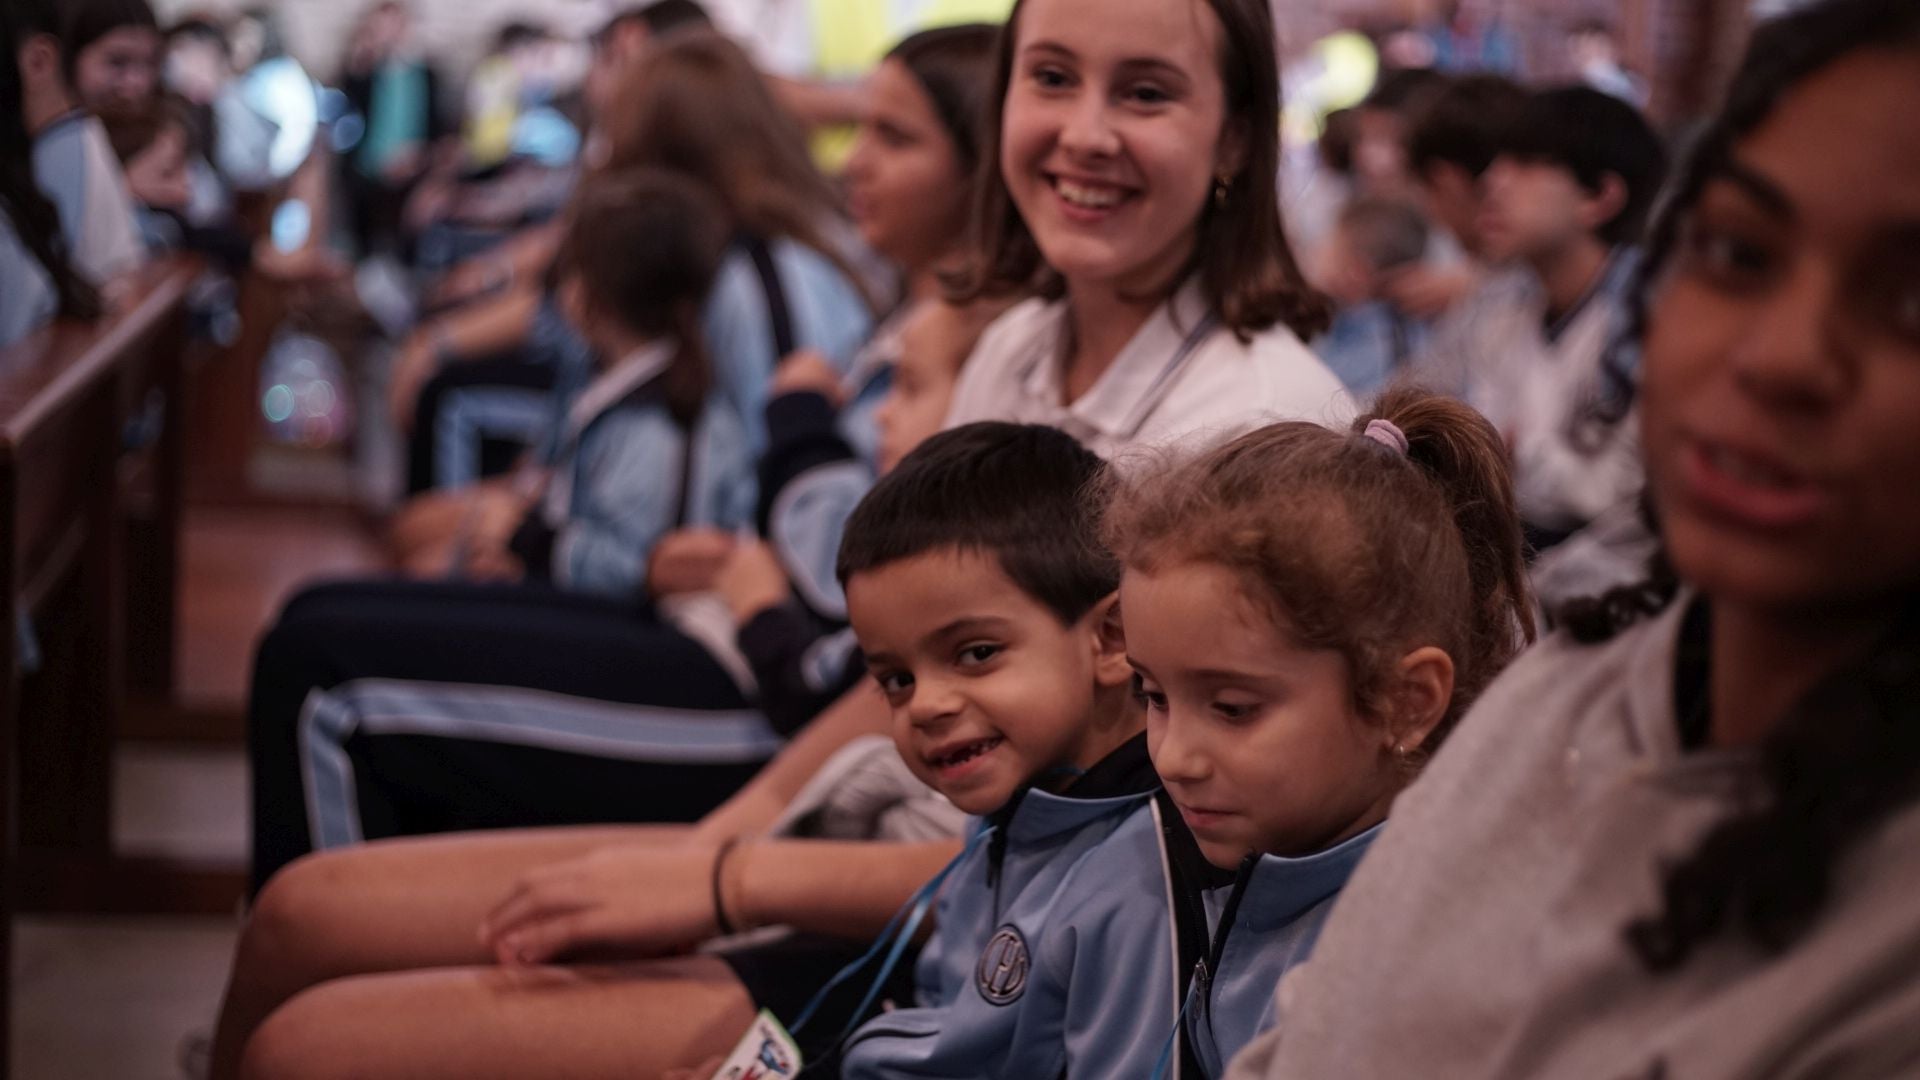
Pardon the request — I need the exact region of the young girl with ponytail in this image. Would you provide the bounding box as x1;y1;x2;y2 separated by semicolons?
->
838;388;1535;1077
1229;2;1920;1077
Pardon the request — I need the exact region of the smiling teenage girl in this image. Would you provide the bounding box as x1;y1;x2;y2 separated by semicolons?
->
945;0;1348;455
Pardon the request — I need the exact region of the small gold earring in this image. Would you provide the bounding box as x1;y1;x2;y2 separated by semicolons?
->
1212;176;1230;208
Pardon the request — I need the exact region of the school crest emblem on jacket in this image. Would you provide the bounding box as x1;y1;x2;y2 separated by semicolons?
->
976;925;1030;1005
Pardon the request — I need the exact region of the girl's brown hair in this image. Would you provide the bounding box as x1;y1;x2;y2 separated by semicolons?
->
1107;387;1535;759
598;29;873;313
950;0;1330;341
553;169;730;425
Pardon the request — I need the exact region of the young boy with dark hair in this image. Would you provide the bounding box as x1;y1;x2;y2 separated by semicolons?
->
825;421;1154;1074
1410;84;1667;549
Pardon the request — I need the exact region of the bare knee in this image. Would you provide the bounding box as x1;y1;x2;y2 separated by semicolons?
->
238;851;367;991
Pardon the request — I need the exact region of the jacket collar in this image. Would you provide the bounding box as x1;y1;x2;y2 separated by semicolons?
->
565;340;676;435
987;733;1157;847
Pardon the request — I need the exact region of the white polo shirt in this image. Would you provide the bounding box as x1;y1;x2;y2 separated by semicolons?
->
943;280;1354;459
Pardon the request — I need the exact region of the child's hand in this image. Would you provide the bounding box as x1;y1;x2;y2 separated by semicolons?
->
770;350;845;406
463;542;524;583
479;842;729;965
648;528;738;597
469;485;532;549
714;540;793;624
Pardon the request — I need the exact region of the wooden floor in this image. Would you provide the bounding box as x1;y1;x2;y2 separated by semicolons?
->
175;504;385;716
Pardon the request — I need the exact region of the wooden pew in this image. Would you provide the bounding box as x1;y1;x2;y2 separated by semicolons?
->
0;257;209;1078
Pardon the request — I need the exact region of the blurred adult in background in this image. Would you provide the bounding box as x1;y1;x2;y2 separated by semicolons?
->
339;0;449;258
7;0;146;288
0;6;100;346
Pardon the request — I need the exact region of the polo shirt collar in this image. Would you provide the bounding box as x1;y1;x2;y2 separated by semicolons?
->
1015;280;1217;443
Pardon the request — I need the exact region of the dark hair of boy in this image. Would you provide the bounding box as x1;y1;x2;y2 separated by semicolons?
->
596;0;711;46
4;0;61;41
1318;106;1358;177
551;169;730;425
1405;73;1527;180
838;422;1119;626
0;7;100;321
492;21;548;54
1502;84;1666;247
165;17;229;54
1360;65;1448;116
62;0;158;80
1562;0;1920;976
953;0;1331;341
886;23;999;174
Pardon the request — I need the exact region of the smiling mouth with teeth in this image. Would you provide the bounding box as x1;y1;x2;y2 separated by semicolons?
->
1054;177;1127;210
929;736;1005;770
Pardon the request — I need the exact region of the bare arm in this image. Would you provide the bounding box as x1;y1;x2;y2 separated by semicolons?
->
691;681;892;845
766;74;868;131
480;835;961;964
728;837;963;940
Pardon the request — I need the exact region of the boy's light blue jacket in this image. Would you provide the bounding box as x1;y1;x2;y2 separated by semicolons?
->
840;738;1378;1079
515;342;754;597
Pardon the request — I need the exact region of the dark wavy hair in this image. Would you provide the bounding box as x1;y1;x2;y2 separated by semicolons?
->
1558;0;1920;974
948;0;1329;341
0;4;101;322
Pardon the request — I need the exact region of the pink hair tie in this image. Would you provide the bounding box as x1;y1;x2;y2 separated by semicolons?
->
1363;419;1409;456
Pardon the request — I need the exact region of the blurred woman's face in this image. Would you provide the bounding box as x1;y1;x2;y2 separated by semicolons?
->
76;26;161;112
1640;48;1920;613
843;59;971;275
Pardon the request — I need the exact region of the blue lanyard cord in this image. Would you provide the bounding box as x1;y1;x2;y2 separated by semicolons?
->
1150;966;1203;1080
789;827;998;1048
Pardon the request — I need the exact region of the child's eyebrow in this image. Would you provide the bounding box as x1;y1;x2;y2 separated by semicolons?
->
924;615;1013;645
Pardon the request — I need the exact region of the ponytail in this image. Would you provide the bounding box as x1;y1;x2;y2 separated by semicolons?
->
1362;387;1536;726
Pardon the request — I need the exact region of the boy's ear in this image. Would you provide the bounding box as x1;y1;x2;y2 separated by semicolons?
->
1384;646;1454;757
1577;172;1629;237
19;35;62;90
1086;592;1131;689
